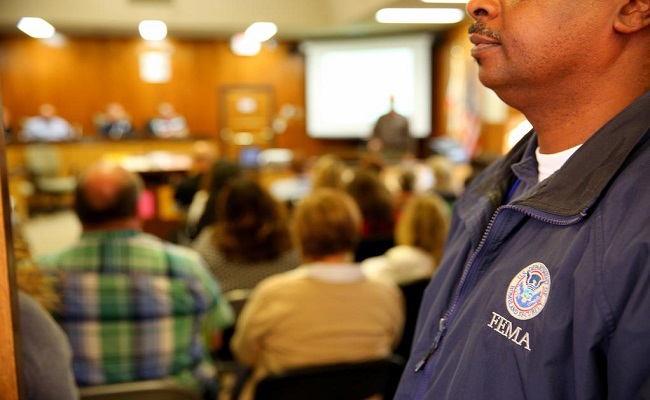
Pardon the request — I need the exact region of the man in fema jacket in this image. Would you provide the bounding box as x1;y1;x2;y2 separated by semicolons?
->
394;0;650;397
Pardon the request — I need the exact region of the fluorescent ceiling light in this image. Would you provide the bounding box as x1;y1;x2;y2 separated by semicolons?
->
245;22;278;42
376;8;465;24
17;17;56;39
139;20;167;41
422;0;468;3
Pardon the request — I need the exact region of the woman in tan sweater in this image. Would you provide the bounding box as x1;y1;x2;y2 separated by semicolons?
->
231;188;405;400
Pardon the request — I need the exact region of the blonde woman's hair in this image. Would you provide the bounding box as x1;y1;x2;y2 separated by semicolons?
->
395;193;450;268
311;154;347;191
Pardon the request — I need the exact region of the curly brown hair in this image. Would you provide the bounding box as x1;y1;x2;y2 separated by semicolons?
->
212;177;293;263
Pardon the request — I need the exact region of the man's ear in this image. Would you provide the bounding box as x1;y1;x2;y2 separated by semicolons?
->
614;0;650;33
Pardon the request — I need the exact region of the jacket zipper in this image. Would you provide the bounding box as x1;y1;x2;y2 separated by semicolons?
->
413;204;587;377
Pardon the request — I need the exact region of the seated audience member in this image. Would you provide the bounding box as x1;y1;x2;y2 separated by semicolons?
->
361;193;451;285
174;140;219;211
13;223;78;400
18;292;78;400
268;151;313;208
3;105;14;141
310;154;348;192
359;152;386;175
191;177;300;293
361;193;450;361
426;154;458;209
185;158;243;241
345;168;396;261
148;102;189;138
346;168;395;236
96;102;135;140
392;167;417;217
231;188;404;400
22;103;75;142
36;161;234;400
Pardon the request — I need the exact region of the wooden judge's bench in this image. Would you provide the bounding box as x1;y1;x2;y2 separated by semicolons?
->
5;137;308;241
6;138;199;240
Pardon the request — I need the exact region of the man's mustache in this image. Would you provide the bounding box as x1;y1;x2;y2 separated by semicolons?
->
468;23;501;41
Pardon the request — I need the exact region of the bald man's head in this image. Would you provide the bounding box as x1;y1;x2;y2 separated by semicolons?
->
74;161;143;226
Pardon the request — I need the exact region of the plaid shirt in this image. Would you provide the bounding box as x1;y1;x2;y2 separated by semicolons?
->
37;229;234;390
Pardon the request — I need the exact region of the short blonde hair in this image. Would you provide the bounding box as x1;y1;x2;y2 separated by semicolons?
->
311;154;346;191
293;189;361;260
396;194;450;267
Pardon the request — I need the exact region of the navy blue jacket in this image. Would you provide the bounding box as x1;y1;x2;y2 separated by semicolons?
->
395;91;650;400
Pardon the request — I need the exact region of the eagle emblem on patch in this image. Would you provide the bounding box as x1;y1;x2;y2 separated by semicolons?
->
506;262;551;320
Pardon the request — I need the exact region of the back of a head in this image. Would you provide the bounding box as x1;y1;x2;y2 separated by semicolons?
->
192;140;219;173
207;159;242;192
194;159;244;237
311;154;346;191
345;168;395;234
215;177;291;262
359;154;385;174
74;161;143;226
289;150;309;175
427;155;454;192
398;168;416;192
293;188;361;261
396;194;450;264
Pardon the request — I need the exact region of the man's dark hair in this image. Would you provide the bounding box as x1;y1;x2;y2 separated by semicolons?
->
74;169;143;225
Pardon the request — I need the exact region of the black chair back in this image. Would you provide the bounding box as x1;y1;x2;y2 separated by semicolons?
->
78;379;201;400
254;356;404;400
395;278;430;360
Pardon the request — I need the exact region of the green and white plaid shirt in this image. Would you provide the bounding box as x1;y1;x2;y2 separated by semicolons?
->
37;229;234;391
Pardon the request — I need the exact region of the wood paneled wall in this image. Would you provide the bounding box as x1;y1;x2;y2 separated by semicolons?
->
0;31;513;158
0;36;361;156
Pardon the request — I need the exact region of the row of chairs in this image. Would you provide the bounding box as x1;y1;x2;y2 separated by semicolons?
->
77;278;429;399
77;277;429;399
79;354;404;400
215;278;429;374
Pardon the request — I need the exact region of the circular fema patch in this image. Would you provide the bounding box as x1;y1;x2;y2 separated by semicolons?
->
505;262;551;320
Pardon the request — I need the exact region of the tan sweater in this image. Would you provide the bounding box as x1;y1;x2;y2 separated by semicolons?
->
231;264;405;400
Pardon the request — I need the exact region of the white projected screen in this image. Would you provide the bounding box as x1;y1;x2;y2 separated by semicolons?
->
303;34;433;139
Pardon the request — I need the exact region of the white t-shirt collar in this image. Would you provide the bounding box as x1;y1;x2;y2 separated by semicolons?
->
536;144;582;182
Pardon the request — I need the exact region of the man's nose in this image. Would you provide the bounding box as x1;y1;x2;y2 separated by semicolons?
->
466;0;500;21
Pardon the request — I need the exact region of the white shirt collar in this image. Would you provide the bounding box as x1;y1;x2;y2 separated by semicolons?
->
298;262;366;283
536;144;582;182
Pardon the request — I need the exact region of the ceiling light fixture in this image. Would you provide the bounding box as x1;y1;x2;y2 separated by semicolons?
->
230;32;262;56
244;22;278;42
17;17;56;39
375;8;465;24
138;20;167;41
421;0;468;3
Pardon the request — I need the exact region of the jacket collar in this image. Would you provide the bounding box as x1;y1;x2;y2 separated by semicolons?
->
473;91;650;217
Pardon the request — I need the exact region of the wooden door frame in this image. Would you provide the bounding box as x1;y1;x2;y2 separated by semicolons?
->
218;84;276;160
0;98;23;399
